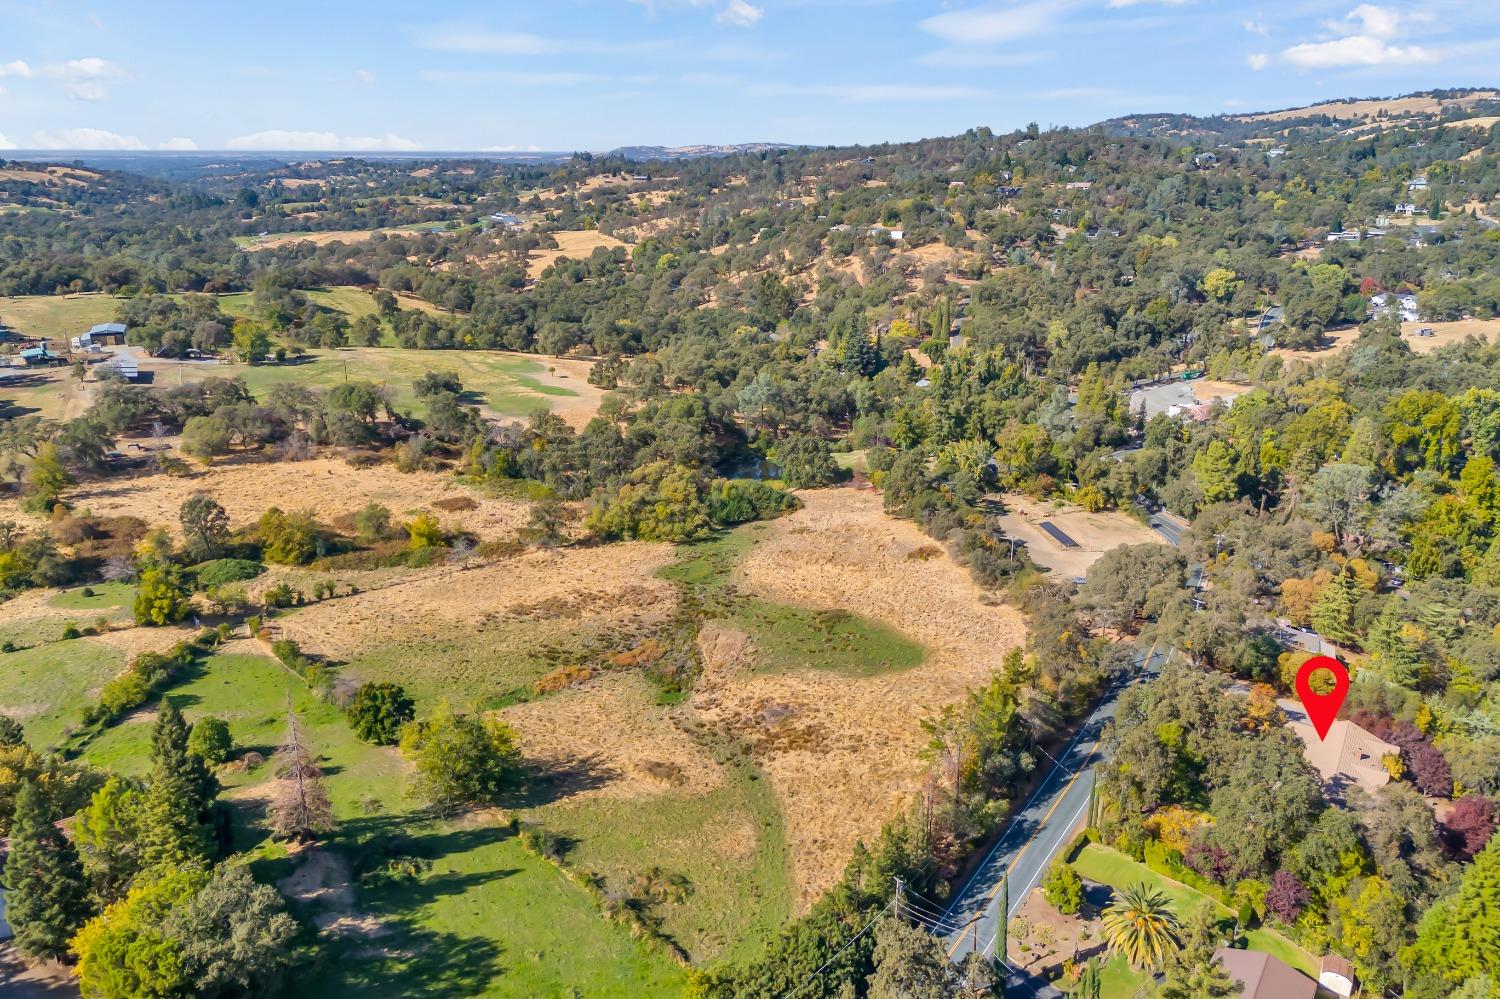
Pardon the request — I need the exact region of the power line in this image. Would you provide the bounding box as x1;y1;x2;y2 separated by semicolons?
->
786;907;884;999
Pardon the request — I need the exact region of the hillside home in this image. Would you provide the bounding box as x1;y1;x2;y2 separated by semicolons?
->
1409;175;1429;191
1213;949;1316;999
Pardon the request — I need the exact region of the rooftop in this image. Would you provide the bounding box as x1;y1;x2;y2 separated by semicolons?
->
1214;948;1317;999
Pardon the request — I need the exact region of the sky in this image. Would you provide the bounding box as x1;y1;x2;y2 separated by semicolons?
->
0;0;1498;152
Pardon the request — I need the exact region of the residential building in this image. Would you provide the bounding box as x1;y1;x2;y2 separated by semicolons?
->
1319;955;1356;998
1282;696;1398;802
1213;948;1317;999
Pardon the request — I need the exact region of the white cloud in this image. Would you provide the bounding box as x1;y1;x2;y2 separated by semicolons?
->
355;69;377;84
225;130;421;151
0;132;15;150
483;144;542;152
919;2;1061;45
748;81;991;102
0;60;32;77
1242;18;1268;37
30;127;145;149
417;27;664;55
48;57;121;78
160;137;198;150
1344;4;1403;39
1278;5;1444;70
1247;51;1269;70
1106;0;1188;7
717;0;763;27
1282;35;1433;68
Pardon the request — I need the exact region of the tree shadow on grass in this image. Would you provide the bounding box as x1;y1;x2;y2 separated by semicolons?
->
293;923;508;999
506;752;619;808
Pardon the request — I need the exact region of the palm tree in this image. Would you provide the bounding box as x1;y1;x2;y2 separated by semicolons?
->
1101;882;1183;969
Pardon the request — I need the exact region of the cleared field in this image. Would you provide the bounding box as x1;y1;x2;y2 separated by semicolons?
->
1272;319;1500;362
697;489;1028;909
527;230;626;279
0;636;123;750
0;456;533;539
235;226;450;251
1234;91;1498;123
139;346;604;428
0;292;118;340
278;541;676;670
509;672;792;963
211;286;447;320
994;492;1164;579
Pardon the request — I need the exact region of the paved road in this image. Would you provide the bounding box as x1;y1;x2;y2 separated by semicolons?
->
1149;511;1187;548
937;644;1171;988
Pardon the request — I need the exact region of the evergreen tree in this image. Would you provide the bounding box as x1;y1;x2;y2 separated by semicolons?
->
1409;837;1500;993
996;875;1008;967
74;776;146;904
2;782;91;961
139;701;215;870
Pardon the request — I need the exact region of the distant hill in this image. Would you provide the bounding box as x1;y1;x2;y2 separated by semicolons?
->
607;142;798;161
1092;87;1500;143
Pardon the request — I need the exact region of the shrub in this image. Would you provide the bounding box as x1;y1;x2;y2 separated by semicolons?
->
585;462;712;543
347;683;415;745
353;503;392;541
1042;862;1084;915
399;704;523;813
706;479;798;525
257;508;318;565
133;566;191;626
261;583;301;609
187;717;232;766
405;512;446;550
772;435;838;489
193;559;265;588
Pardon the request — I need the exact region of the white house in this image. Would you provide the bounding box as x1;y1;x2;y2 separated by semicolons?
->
487;212;523;228
867;225;904;242
1409;175;1429;191
1318;956;1356;998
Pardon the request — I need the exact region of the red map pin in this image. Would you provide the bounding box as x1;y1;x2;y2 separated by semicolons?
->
1295;655;1350;741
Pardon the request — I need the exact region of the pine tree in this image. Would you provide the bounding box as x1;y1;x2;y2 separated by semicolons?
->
139;700;215;870
2;782;91;961
268;703;334;841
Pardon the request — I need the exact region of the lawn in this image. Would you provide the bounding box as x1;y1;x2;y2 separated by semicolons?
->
0;637;124;750
1071;844;1318;978
48;581;137;613
144;345;583;423
0;292;118;340
79;652;688;996
283;822;687;998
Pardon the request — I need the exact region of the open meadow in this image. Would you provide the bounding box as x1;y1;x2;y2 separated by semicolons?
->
0;424;1024;988
136;346;604;428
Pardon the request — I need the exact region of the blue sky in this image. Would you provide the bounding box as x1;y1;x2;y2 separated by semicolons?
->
0;0;1497;151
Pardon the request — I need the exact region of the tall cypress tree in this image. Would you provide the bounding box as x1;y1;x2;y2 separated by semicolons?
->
139;700;215;870
996;875;1008;967
3;782;91;961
